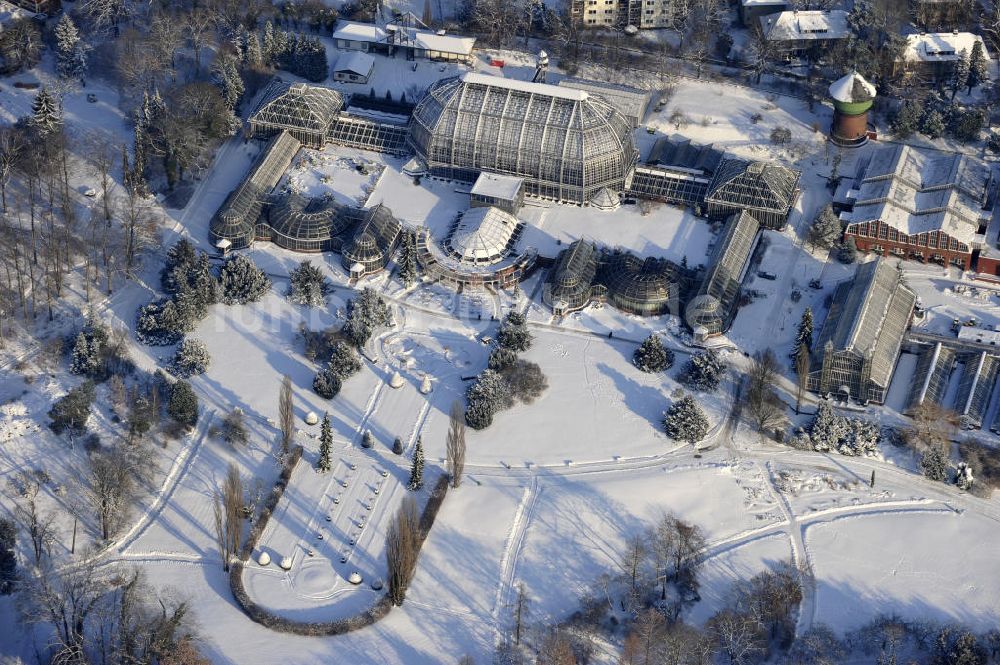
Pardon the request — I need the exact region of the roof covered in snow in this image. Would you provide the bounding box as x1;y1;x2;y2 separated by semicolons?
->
705;158;800;214
557;78;652;124
470;172;524;202
333;21;385;42
846;144;990;247
460;72;588;101
828;71;876;103
335;51;375;77
333;20;475;56
903;32;990;62
761;10;850;42
448;206;520;264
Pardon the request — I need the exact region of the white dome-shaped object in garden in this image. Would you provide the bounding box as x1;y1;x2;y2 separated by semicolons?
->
389;371;404;389
419;374;432;394
371;578;384;590
348;571;363;585
304;411;319;426
257;551;271;566
279;556;293;571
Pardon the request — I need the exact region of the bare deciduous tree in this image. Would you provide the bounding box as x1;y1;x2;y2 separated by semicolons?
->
446;400;466;488
513;582;529;645
87;448;135;541
744;349;787;435
0;127;25;214
6;471;57;565
385;496;420;606
278;374;293;456
212;463;243;571
795;343;810;415
709;608;765;665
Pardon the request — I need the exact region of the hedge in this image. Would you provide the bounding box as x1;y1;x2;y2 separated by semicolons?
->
229;461;450;635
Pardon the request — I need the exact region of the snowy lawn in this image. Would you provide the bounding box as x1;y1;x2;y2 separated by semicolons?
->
807;509;1000;633
277;147;386;206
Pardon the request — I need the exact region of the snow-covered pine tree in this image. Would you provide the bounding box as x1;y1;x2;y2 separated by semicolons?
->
968;41;988;93
326;341;361;380
920;446;948;482
807;401;850;452
55;15;87;82
312;369;342;399
497;311;532;352
172;338;211;378
397;232;417;287
807;206;842;250
488;346;518;372
31;88;62;136
408;438;425;490
287;260;329;307
262;22;277;64
342;288;392;347
679;350;725;392
633;333;674;373
839;418;879;456
465;369;513;430
890;101;921;139
220;254;271;305
921;110;946;139
167;380;199;430
317;413;332;472
70;332;98;376
211;55;245;111
245;32;263;68
794;308;813;357
663;395;709;445
950;49;970;99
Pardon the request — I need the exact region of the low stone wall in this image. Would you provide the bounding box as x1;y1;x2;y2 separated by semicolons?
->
229;460;450;635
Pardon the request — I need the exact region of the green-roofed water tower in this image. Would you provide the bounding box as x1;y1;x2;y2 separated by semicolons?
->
829;71;876;147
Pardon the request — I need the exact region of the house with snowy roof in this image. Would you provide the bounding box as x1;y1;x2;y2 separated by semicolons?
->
759;10;851;54
841;144;993;270
332;19;475;64
896;32;991;81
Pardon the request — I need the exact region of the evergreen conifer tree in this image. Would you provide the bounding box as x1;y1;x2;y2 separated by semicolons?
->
922;110;946;138
31;88;62;136
317;413;332;471
220;254;271;305
70;332;98;376
398;232;418;287
794;308;813;356
663;395;710;445
807;205;842;249
968;41;988;93
921;446;949;482
408;438;425;490
633;334;674;372
287;260;329;306
168;380;199;430
55;15;87;82
890;101;921;139
950;49;970;99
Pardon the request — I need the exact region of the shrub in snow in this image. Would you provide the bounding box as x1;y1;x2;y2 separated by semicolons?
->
633;334;674;373
496;311;532;353
70;319;132;381
287;260;330;307
465;369;513;430
217;408;248;446
679;350;725;392
663;395;709;445
838;418;880;456
488;346;517;372
501;359;548;405
326;341;361;380
313;370;342;399
341;288;392;348
167;380;199;430
220;254;271;305
49;380;96;436
956;462;974;490
837;237;858;264
362;430;373;448
172;338;210;378
921;447;949;482
393;437;403;455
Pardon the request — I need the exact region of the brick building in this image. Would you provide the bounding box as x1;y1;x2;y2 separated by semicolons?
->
841;145;992;270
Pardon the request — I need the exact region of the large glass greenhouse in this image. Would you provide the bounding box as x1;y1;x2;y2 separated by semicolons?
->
446;207;522;265
340;204;402;278
596;251;679;317
210;131;302;250
808;260;916;404
263;193;352;252
408;73;638;205
704;159;800;229
543;240;599;314
248;81;345;148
